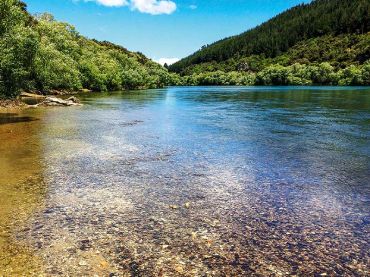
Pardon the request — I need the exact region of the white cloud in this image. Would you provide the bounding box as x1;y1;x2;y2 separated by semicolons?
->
84;0;176;14
93;0;128;7
156;57;179;66
189;4;197;10
131;0;176;15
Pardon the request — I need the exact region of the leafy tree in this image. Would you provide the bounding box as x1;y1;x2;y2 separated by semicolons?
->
360;61;370;85
0;0;38;97
256;65;291;85
338;66;364;85
0;5;174;98
310;63;337;85
33;41;82;91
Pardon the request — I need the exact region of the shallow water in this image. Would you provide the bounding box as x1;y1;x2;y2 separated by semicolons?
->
0;86;369;276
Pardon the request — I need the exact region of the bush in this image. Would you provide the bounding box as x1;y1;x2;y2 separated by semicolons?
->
338;65;364;85
180;63;368;86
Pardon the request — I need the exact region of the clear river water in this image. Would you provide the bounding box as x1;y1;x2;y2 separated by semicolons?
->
0;86;369;276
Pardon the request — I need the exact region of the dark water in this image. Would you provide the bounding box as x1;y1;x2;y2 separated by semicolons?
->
0;86;369;276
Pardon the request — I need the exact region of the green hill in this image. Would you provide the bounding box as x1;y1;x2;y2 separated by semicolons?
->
0;0;176;98
169;0;370;86
1;0;369;97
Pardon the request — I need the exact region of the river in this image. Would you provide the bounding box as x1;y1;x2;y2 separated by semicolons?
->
0;86;369;276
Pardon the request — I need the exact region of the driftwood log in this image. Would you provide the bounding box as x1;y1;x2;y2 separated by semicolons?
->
26;96;82;107
40;96;81;106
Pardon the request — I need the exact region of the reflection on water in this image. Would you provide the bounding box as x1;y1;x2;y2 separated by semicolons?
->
0;87;369;276
0;113;38;125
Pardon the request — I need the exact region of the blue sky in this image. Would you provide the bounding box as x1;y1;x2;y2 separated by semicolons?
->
24;0;311;64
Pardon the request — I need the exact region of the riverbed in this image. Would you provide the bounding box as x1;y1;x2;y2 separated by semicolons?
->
0;86;369;276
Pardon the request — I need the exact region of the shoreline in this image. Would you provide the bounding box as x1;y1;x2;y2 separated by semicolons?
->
0;99;27;112
0;93;82;111
1;85;370;112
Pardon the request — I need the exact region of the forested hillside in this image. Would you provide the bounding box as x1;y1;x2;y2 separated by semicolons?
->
1;0;370;97
170;0;370;86
0;0;176;98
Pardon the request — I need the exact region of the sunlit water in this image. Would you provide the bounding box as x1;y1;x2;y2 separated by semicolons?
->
0;87;369;276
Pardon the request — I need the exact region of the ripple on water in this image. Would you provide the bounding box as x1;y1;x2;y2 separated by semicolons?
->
1;87;370;276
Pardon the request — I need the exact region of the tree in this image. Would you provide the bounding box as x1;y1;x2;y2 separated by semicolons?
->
170;0;370;75
338;65;363;85
0;0;38;97
0;3;175;97
310;63;337;85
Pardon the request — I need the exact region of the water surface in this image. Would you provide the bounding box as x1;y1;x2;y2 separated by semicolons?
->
0;87;369;276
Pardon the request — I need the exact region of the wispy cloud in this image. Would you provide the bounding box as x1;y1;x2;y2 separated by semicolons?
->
131;0;176;15
83;0;176;15
156;57;179;65
95;0;128;7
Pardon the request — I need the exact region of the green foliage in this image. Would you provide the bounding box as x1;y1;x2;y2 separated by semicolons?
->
0;4;173;98
181;71;255;86
256;65;291;86
309;63;337;85
31;14;173;93
33;15;82;91
168;0;370;87
170;0;370;74
361;62;370;85
183;63;370;86
0;0;38;98
274;34;370;67
34;42;82;91
338;66;364;86
1;0;369;98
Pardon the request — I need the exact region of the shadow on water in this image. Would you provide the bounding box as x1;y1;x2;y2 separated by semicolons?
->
0;112;38;125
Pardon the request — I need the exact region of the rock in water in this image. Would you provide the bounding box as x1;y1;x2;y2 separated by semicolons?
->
79;260;88;266
38;96;82;107
66;96;80;103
